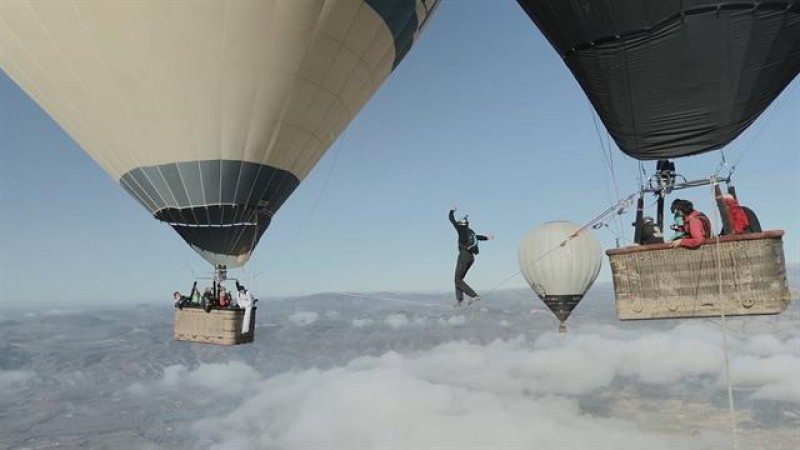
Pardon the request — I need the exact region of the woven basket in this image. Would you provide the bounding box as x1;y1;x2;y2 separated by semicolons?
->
607;231;790;320
174;308;256;345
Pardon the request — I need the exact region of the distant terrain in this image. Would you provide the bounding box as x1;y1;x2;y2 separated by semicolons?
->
1;265;798;449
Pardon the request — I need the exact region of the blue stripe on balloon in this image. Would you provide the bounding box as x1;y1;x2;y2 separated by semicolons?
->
365;0;419;68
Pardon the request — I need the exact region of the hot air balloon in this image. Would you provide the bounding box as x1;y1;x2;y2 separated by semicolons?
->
0;0;439;344
517;0;800;159
516;0;795;320
518;221;602;332
0;0;438;268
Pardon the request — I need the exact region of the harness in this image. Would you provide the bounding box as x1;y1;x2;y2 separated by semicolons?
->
466;230;478;251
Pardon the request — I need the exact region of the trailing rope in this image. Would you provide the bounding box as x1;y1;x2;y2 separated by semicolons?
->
709;181;739;450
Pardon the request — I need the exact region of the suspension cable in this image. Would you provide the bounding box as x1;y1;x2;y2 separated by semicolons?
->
589;103;626;240
714;148;729;178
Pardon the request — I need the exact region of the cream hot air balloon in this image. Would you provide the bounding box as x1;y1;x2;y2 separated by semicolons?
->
518;221;602;333
0;0;439;268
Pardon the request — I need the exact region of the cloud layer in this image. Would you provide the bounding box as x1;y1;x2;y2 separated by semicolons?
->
289;311;319;326
0;370;36;392
126;321;800;449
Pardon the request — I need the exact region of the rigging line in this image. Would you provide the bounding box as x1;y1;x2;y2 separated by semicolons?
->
507;191;637;296
638;161;647;190
717;17;738;449
709;182;739;450
250;128;349;282
608;134;629;241
482;270;522;296
714;148;729;178
492;210;623;298
589;103;623;206
331;292;451;311
226;207;268;263
590;103;614;174
579;191;638;234
587;104;625;240
244;211;265;280
731;79;797;171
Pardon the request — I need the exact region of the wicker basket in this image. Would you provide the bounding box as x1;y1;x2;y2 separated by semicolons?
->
607;231;790;320
174;308;256;345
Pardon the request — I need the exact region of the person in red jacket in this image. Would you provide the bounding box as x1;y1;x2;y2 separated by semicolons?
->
669;199;711;249
718;194;750;235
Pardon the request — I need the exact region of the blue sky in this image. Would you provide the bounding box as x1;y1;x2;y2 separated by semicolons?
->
1;0;798;305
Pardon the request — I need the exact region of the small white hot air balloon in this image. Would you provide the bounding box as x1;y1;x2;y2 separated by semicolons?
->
518;221;602;332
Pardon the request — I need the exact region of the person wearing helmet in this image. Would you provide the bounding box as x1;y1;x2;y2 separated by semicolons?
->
448;207;494;307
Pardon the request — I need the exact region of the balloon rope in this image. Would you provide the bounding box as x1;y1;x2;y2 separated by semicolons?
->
483;271;522;296
588;103;626;240
331;292;451;310
489;192;634;298
709;182;739;450
577;191;638;235
249;128;349;281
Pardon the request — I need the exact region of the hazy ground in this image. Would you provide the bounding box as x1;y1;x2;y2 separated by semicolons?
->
1;267;798;449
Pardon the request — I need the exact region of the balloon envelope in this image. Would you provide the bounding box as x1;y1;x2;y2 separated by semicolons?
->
518;221;602;323
0;0;438;266
517;0;800;160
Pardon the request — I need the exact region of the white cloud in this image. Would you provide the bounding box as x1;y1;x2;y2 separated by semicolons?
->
384;313;409;329
125;382;149;397
289;311;319;326
0;370;35;390
154;361;261;398
43;309;80;315
351;318;373;328
741;333;800;357
21;308;83;318
188;339;728;449
731;354;800;403
115;315;797;449
438;315;466;326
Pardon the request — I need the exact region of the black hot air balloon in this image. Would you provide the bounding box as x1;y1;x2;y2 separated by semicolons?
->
517;0;800;160
516;0;797;321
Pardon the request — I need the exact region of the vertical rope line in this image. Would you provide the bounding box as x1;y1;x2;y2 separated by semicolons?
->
710;182;738;450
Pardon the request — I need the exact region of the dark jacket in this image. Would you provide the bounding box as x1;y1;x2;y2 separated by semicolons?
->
741;206;762;233
449;210;488;255
641;219;664;245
